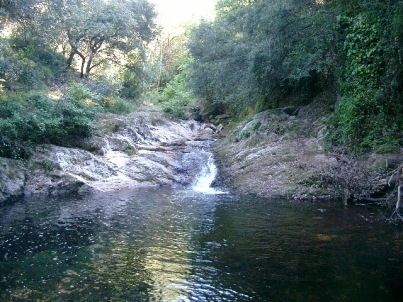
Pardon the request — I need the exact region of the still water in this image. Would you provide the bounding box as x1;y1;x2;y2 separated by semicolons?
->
0;188;402;302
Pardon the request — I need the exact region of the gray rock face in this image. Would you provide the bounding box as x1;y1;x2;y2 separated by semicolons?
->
0;111;222;202
213;106;341;200
213;105;402;201
0;158;26;203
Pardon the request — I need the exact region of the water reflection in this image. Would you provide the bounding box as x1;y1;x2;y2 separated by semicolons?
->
0;188;402;301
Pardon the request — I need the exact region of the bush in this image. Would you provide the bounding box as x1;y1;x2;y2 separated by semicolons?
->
120;70;142;100
159;73;195;119
100;96;134;114
327;5;403;154
10;36;67;80
162;98;192;119
328;94;402;153
0;91;96;159
66;82;138;115
66;83;101;105
54;95;96;141
0;37;67;91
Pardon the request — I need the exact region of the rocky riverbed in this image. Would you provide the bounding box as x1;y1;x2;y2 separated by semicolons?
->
1;104;401;205
213;104;403;202
0;110;221;204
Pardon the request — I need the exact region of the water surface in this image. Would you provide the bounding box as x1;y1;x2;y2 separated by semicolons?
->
0;188;402;301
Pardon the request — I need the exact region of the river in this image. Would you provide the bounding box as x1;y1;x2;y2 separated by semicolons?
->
0;185;402;301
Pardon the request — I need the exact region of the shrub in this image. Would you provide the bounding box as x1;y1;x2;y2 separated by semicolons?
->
0;91;97;159
0;37;67;91
328;94;402;153
66;83;101;105
159;73;196;119
120;70;142;100
100;96;134;114
54;95;96;141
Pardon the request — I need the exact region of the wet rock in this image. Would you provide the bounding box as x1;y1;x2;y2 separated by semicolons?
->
0;109;218;200
24;145;114;196
317;234;332;242
20;111;216;197
24;171;85;196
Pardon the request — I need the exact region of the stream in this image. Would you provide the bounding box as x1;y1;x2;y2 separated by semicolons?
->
0;142;402;301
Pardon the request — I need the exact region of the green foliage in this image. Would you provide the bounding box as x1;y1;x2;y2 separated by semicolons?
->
328;0;403;152
187;0;335;113
10;36;67;80
121;69;142;100
42;0;157;78
66;83;101;104
0;91;96;159
342;15;383;94
124;147;136;156
39;160;57;172
0;0;156;160
65;82;136;114
187;0;402;153
159;73;196;119
100;96;134;114
329;94;402;153
0;37;67;91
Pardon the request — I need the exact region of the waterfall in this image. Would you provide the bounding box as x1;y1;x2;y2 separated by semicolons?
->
192;153;219;194
179;140;225;194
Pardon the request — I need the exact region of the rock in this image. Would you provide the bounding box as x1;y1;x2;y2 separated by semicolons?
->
73;136;106;154
386;158;403;169
0;108;228;201
24;171;85;196
216;114;229;121
0;158;26;203
24;145;111;196
317;234;332;242
212;107;339;200
216;124;224;133
282;106;300;116
201;127;215;136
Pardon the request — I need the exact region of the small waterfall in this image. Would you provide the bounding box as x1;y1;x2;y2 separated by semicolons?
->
179;140;225;194
192;153;219;193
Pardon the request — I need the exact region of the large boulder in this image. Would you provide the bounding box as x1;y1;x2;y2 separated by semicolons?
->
24;144;116;196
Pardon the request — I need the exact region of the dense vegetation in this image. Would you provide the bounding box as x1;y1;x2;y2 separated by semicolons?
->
0;0;157;158
186;0;402;153
0;0;402;159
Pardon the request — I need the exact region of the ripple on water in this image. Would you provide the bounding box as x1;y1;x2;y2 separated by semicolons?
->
0;188;402;302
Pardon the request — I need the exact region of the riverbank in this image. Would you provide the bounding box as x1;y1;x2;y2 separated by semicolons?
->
213;102;403;203
0;108;220;204
1;103;401;205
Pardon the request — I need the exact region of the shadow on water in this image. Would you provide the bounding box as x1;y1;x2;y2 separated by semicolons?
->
0;187;402;301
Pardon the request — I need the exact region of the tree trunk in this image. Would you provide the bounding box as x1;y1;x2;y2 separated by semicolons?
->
156;39;163;93
85;50;95;77
76;50;86;78
66;48;77;67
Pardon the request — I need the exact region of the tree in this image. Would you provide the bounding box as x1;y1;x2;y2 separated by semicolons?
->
42;0;157;78
327;0;403;152
187;0;336;112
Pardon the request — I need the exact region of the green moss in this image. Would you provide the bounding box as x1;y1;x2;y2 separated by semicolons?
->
39;160;57;171
124;147;136;156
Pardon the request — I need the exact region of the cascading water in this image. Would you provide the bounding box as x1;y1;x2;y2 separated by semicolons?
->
178;140;225;194
192;153;219;193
